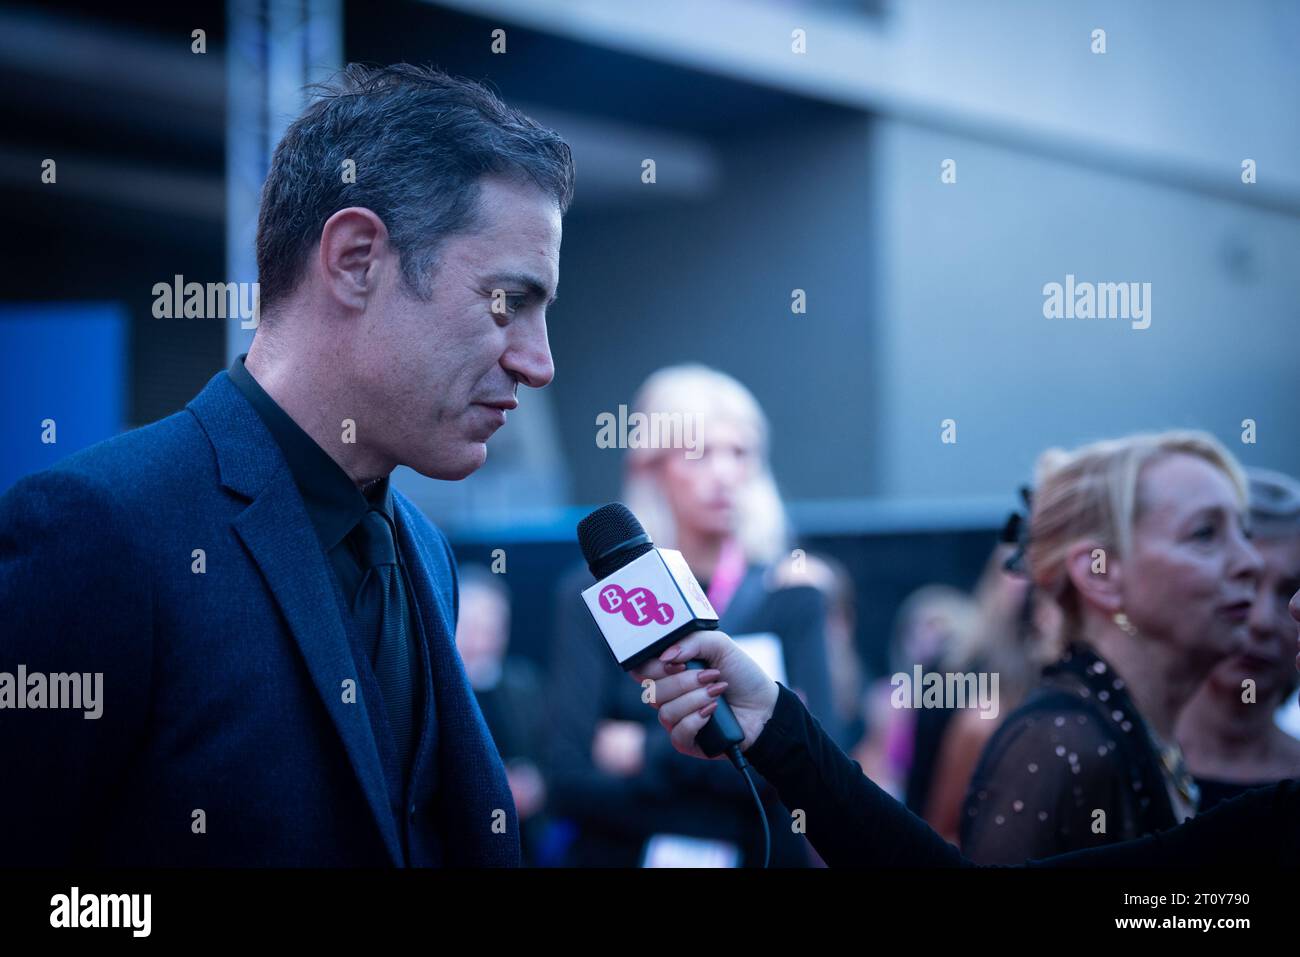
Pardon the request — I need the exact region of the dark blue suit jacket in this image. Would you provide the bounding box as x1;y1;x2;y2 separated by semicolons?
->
0;370;519;866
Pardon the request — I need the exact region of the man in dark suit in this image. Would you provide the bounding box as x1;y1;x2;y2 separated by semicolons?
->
0;64;574;866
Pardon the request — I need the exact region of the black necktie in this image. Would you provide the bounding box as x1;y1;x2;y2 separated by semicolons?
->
350;508;414;774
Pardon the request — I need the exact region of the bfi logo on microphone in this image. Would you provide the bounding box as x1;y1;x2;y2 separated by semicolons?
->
582;548;719;668
597;583;675;626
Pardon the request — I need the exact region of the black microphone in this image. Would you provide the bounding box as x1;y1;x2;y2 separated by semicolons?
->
576;503;747;761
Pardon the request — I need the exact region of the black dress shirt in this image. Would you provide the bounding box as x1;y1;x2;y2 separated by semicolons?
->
227;354;423;791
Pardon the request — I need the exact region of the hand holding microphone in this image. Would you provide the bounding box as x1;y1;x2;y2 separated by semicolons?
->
576;502;777;764
630;629;778;761
576;502;778;866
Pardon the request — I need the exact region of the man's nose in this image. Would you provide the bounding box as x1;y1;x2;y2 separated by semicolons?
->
506;318;554;389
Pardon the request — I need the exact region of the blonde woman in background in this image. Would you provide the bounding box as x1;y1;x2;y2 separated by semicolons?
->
959;431;1262;863
548;364;837;867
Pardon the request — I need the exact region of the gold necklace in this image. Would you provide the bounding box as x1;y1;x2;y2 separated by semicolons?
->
1151;733;1201;809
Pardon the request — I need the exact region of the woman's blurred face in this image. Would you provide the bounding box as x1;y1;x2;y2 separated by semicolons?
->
1205;534;1300;701
658;418;758;539
907;607;961;665
1121;454;1262;665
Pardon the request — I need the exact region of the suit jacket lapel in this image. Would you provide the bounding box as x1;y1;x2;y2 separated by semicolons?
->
391;502;437;816
188;371;404;866
393;494;519;866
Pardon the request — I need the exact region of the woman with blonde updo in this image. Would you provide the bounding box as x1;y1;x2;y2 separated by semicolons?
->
960;431;1263;863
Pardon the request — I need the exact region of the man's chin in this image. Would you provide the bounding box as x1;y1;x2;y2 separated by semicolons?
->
412;443;487;481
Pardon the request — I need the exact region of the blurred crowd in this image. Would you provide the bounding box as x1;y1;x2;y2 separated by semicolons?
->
455;365;1300;866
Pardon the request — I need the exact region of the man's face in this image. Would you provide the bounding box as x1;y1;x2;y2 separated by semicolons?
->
359;175;561;480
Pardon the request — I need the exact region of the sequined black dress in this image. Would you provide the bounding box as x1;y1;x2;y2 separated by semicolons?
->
959;643;1190;864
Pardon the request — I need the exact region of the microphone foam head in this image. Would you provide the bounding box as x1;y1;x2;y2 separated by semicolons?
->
577;503;653;579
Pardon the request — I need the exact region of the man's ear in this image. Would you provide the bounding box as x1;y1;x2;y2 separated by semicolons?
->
317;207;390;310
1064;540;1123;614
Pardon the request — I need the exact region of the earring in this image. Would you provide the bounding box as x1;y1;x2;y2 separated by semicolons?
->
1113;611;1139;637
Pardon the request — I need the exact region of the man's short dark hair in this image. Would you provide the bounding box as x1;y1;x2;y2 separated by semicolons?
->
255;63;575;313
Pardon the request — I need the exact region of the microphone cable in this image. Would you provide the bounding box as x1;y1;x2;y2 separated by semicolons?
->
726;745;771;869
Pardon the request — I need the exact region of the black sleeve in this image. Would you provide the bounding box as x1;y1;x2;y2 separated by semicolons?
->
744;684;1300;868
745;683;969;867
1031;779;1298;868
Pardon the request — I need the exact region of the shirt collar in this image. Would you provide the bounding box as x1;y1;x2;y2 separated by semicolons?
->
227;353;394;552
